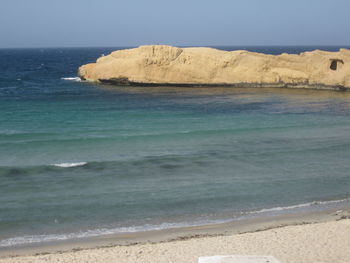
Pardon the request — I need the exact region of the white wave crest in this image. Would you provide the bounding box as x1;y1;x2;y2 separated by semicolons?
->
52;162;87;168
61;77;81;82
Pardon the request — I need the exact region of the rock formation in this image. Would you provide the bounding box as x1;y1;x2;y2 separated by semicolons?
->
78;45;350;90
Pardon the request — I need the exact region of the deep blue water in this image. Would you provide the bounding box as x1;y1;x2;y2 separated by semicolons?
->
1;46;350;247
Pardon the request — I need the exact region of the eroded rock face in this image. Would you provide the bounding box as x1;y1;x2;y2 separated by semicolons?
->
78;45;350;90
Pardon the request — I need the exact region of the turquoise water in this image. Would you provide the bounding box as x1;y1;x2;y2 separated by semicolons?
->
1;47;350;247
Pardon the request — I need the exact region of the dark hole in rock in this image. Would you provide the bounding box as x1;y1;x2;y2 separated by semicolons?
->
330;60;338;70
330;59;344;71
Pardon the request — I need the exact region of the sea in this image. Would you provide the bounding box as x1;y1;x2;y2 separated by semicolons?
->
1;46;350;248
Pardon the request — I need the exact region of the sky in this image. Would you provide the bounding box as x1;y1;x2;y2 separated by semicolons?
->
1;0;350;48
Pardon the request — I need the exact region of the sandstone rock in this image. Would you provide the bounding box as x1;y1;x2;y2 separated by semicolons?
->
78;45;350;90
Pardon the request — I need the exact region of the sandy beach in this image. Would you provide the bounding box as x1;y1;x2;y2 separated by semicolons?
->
1;211;350;263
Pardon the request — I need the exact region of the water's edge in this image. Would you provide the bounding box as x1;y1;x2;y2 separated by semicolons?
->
94;79;349;91
1;197;350;257
1;201;349;258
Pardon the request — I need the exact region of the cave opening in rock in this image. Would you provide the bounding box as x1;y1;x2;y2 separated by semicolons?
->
330;59;344;71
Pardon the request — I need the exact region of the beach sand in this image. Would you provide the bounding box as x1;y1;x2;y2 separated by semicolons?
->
1;217;350;263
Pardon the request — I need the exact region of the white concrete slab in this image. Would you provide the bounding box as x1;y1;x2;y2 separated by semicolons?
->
198;255;282;263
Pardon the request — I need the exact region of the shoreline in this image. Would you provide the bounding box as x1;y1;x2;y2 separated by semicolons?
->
1;202;350;259
96;79;349;91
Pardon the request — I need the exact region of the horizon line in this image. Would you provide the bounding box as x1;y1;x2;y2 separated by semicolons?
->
1;44;350;50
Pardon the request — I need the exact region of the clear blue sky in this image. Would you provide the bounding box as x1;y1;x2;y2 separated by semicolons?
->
1;0;349;48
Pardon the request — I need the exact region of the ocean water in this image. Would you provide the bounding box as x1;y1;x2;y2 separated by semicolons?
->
1;46;350;247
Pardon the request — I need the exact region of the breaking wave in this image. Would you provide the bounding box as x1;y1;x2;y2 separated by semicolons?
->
245;197;350;215
52;162;87;168
61;77;81;82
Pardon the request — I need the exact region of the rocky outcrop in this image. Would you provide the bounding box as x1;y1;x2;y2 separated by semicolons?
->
78;45;350;90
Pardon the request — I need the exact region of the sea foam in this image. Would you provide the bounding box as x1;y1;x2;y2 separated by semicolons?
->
61;77;81;82
245;197;350;215
0;220;228;248
52;162;87;168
